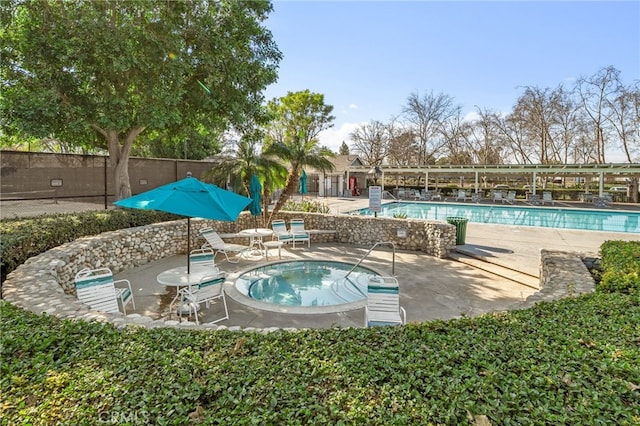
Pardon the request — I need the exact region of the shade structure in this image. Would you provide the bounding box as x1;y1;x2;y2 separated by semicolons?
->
299;170;308;195
113;176;251;272
249;175;262;217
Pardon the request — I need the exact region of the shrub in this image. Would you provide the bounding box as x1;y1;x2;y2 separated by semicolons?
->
281;199;330;213
598;240;640;294
0;209;178;279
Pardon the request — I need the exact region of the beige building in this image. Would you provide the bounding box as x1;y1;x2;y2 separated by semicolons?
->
305;155;367;197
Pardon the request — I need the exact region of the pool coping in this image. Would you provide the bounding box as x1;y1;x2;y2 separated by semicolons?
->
224;259;389;315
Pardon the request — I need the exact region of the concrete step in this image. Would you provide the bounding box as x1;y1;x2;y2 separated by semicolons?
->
449;250;540;289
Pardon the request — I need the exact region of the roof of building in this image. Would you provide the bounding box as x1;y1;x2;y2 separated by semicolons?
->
306;154;364;175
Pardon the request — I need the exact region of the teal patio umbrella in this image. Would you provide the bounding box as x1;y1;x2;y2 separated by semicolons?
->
299;169;308;197
114;175;251;272
249;174;262;227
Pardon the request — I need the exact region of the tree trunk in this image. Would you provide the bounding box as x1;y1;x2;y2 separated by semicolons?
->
630;178;639;204
267;171;300;224
92;124;146;201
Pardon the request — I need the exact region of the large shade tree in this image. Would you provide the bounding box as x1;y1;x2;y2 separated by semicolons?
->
0;0;281;199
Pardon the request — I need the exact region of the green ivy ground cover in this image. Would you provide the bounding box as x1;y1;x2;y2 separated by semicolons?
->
2;291;638;425
1;211;639;424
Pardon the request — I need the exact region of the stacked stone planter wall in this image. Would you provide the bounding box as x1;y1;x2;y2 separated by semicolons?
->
2;212;595;331
2;212;456;330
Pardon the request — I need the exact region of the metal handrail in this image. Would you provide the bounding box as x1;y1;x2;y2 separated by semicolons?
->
344;241;396;279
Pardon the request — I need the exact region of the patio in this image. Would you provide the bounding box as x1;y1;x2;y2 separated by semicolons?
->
115;242;539;329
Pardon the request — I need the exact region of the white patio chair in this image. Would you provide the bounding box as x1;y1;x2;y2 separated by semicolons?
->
542;191;554;205
365;276;406;327
171;273;228;325
271;219;293;245
189;248;221;273
456;190;467;202
74;267;135;315
493;191;504;203
200;227;249;264
289;218;311;248
506;191;516;204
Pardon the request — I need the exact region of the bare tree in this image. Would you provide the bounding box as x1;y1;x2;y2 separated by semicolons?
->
385;118;418;166
440;112;474;164
550;85;582;164
493;111;533;164
576;66;622;164
605;82;640;163
402;91;458;164
349;120;389;166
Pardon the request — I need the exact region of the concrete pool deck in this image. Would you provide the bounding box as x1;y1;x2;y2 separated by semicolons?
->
4;196;640;329
113;217;640;329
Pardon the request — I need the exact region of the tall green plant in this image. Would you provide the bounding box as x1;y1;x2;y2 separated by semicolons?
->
203;138;287;226
264;90;336;223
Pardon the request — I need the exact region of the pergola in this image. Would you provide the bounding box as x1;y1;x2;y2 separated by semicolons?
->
347;163;640;197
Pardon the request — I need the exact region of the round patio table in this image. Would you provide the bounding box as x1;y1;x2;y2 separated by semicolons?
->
239;228;274;258
157;264;218;315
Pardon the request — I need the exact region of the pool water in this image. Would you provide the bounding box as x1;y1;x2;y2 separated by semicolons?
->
235;261;378;307
355;202;640;233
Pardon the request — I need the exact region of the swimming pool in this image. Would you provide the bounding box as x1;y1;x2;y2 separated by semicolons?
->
354;202;640;233
234;260;379;312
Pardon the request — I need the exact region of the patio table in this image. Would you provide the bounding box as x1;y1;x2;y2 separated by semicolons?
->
239;228;274;258
157;264;218;315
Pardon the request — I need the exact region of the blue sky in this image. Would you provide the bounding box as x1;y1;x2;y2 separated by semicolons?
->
263;0;640;152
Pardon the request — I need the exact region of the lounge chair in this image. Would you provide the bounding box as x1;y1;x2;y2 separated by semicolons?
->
506;191;516;204
200;227;249;264
430;190;443;201
493;191;504;203
528;194;541;206
170;273;228;325
456;190;468;202
74;267;135;315
365;276;407;327
542;191;554;206
418;190;431;201
289;218;311;248
271;219;294;245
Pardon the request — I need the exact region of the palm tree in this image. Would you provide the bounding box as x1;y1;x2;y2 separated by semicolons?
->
266;131;335;224
203;138;287;227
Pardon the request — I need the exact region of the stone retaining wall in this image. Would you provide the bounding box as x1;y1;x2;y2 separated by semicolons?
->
2;212;456;330
2;212;596;331
516;249;596;309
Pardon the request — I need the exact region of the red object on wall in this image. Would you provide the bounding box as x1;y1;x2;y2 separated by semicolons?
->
349;176;359;196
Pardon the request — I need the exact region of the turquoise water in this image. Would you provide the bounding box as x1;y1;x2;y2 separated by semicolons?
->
355;202;640;233
236;261;377;307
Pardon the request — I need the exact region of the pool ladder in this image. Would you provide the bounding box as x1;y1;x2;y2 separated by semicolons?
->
344;241;396;279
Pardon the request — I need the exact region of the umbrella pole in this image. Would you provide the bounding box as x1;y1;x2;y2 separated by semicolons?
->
187;218;191;274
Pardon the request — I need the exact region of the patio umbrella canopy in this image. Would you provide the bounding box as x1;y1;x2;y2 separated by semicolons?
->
249;175;262;217
299;170;308;196
113;175;251;272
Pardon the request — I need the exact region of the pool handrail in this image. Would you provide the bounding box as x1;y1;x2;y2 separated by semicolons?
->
344;241;396;279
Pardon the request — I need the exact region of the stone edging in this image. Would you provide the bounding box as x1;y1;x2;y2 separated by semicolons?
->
2;213;595;331
516;249;596;310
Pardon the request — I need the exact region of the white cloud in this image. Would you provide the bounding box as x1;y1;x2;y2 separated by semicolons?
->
462;110;480;122
318;121;365;152
348;103;358;110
